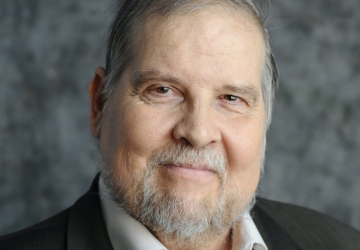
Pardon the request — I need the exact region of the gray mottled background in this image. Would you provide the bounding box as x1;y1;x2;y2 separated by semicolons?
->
0;0;359;235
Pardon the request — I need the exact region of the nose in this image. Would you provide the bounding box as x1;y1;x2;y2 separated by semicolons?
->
172;103;221;148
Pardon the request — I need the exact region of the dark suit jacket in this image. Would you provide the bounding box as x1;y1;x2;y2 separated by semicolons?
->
1;176;360;250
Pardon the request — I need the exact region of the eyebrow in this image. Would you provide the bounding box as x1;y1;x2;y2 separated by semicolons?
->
131;70;181;90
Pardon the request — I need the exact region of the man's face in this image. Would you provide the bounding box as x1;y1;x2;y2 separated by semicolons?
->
93;5;265;242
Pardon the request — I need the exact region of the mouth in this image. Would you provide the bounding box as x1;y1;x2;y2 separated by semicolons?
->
164;163;214;171
161;163;217;182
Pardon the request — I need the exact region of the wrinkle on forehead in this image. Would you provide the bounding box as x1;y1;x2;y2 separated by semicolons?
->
136;5;264;58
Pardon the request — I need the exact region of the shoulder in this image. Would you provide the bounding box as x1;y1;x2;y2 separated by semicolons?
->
0;208;70;250
253;197;360;250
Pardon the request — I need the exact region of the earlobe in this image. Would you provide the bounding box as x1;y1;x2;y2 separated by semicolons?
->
89;67;106;139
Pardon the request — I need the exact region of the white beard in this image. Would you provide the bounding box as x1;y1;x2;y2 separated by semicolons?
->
100;143;256;248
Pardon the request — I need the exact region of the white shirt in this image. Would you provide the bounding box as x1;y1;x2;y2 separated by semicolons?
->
99;178;268;250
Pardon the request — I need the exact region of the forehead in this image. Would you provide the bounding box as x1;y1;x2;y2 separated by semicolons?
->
142;5;260;41
136;6;263;59
145;7;261;45
129;5;265;89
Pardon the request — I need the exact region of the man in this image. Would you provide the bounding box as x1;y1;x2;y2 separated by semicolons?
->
1;0;359;249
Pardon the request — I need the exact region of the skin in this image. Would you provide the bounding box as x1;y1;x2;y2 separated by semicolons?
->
89;6;266;250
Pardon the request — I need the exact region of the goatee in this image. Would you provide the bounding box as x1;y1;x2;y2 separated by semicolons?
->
100;143;255;248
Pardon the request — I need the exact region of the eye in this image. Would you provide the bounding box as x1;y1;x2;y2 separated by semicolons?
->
141;84;184;106
223;94;240;102
155;86;171;94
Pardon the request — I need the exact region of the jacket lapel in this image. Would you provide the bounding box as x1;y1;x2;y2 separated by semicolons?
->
67;176;113;250
252;199;302;250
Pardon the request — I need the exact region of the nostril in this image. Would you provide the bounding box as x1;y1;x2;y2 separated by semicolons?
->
175;137;192;146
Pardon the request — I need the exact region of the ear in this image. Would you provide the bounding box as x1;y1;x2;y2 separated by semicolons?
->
89;67;106;139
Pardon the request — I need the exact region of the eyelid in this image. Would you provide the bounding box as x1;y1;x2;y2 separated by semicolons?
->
148;84;175;94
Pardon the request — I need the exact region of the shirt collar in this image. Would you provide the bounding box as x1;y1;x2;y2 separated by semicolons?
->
232;213;268;250
99;178;167;250
99;177;267;250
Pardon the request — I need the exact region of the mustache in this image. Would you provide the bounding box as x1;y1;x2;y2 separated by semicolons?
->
148;143;228;182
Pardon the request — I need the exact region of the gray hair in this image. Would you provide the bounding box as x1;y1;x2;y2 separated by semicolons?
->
103;0;278;129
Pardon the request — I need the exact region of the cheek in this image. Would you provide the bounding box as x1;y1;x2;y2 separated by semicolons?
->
222;117;264;195
100;101;177;173
224;118;264;167
121;106;174;154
